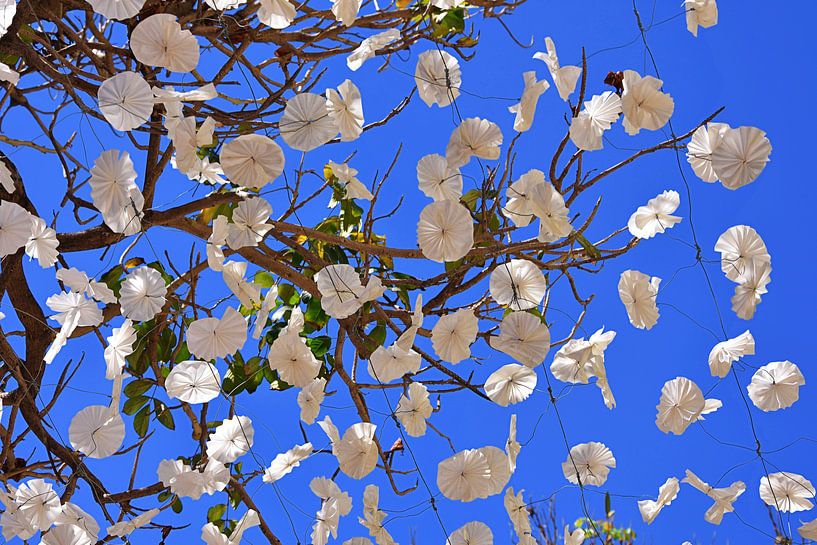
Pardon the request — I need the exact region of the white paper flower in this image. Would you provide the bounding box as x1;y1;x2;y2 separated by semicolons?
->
621;70;674;135
220;135;284;189
106;509;160;537
484;364;536;407
53;502;99;542
686;123;729;182
708;330;754;378
131;14;199;72
417;200;474;263
714;225;770;282
395;382;433;437
298;378;327;424
328;161;372;200
222;260;261;308
760;472;815;513
86;0;146;20
682;470;745;524
529;180;571;243
655;377;705;435
446;117;503;168
561;442;615;487
638;477;680;524
415;50;461;108
14;479;61;530
731;260;771;320
490;259;547;311
207;415;254;463
68;405;125;459
0;200;31;257
310;477;352;516
710;126;772;189
201;509;259;545
367;342;421;383
569;91;622;151
41;525;94;545
98;72;153;131
268;309;321;387
490;311;550;368
280;93;338;152
359;484;397;545
315;264;385;319
187;307;247;361
747;361;804;412
226;197;273;250
319;417;378;479
447;521;493;545
165;360;222;404
618;269;660;330
431;308;478;364
533;37;581;101
417;153;462;202
685;0;718;36
799;518;817;540
257;0;296;29
437;448;494;502
331;0;361;26
23;216;58;267
346;29;400;71
119;266;167;322
627;190;682;239
508;71;549;132
263;443;313;483
503;168;546;227
326;79;364;141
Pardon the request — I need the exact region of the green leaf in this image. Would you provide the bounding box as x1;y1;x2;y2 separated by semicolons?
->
254;271;275;288
171;497;183;513
124;379;153;398
123;395;150;415
306;336;332;358
154;401;175;430
277;284;298;306
207;504;227;523
605;491;612;518
460;189;481;212
574;232;602;260
368;323;387;347
133;405;150;437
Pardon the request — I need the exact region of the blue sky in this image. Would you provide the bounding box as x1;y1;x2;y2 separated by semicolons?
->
4;1;817;544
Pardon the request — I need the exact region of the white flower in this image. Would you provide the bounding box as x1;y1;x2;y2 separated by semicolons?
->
319;416;378;479
708;330;754;378
98;72;154;132
157;458;229;500
446;117;503;168
25;216;59;267
310;477;352;516
227;197;273;250
201;510;259;545
263;443;313;483
490;311;551;368
187;307;247;361
119;266;167;322
326;79;364;141
206;415;255;463
655;377;705;435
437;448;494;502
484;364;537;407
0;200;32;257
268;309;321;387
561;442;615;487
298;378;327;424
69;404;125;459
710;126;772;189
489;259;547;311
533;37;581;101
618;269;660;330
14;479;61;530
85;0;145;20
638;478;680;524
621;70;674;135
747;361;805;412
417;200;474;263
104;320;136;379
280;93;338;152
222;260;262;308
760;472;815;513
731;260;771;320
88;149;143;235
346;29;401;71
569;91;622;151
130;14;199;72
530;180;572;243
447;521;493;545
315;264;385;319
508;71;549;132
431;308;479;364
627;190;682;239
714;225;770;282
106;509;160;537
220;135;285;189
686;123;730;182
53;502;99;542
328;161;372;201
41;525;94;545
685;0;718;36
415;50;461;108
258;0;296;29
165;360;222;404
417;153;463;202
331;0;361;26
395;382;433;437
